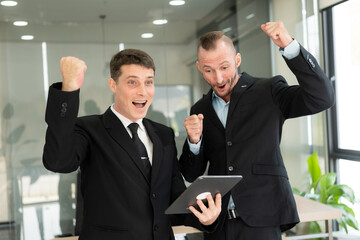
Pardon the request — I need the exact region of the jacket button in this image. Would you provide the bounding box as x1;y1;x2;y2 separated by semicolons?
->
154;225;159;231
152;193;156;199
228;166;234;172
227;141;232;146
61;102;68;108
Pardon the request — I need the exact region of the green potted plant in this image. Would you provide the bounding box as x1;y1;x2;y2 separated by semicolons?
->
292;151;359;234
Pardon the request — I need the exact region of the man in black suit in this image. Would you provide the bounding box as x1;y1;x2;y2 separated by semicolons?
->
179;21;335;240
42;49;221;240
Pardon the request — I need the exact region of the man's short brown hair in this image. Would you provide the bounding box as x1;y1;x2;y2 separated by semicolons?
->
110;49;155;81
198;31;225;51
197;31;235;55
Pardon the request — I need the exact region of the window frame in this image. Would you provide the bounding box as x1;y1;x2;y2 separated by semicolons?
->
322;1;360;172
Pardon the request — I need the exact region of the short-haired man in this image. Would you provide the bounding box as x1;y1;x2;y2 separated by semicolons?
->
43;49;221;240
179;21;335;240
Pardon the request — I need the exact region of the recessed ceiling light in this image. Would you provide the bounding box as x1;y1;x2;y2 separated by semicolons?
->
222;27;232;33
0;0;18;6
245;13;255;20
169;0;185;6
141;33;154;39
152;19;168;25
13;21;28;26
21;35;34;40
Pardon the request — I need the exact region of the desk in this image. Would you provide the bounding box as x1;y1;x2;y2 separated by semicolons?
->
52;195;342;240
286;194;342;240
51;226;200;240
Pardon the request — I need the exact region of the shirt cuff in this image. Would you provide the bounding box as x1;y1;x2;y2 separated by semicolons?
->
187;137;202;155
279;39;300;60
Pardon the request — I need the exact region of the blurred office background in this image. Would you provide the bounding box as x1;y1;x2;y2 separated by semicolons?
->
0;0;359;239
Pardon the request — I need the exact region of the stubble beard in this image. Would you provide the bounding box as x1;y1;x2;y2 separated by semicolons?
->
213;72;238;100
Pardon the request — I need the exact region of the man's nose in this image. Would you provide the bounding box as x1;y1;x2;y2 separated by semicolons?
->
137;83;146;95
215;71;223;84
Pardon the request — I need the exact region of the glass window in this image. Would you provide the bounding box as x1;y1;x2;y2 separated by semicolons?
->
324;0;360;233
337;159;360;234
332;0;360;151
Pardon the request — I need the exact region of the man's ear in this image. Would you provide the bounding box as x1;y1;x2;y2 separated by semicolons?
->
235;53;241;68
196;61;201;71
108;78;116;93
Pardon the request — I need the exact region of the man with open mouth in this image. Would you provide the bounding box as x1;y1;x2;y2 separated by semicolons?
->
42;48;222;240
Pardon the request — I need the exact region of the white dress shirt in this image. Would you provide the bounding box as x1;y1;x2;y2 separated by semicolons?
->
110;105;153;165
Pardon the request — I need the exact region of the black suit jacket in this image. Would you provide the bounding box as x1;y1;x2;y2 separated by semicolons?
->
179;45;335;234
43;83;205;240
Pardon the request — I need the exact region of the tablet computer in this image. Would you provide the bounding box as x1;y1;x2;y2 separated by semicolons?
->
165;175;242;214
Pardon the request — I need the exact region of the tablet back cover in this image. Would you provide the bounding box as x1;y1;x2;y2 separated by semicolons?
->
165;175;242;214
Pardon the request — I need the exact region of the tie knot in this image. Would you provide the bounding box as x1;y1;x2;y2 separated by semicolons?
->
128;122;139;136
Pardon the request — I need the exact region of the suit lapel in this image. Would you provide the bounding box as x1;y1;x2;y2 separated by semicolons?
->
102;108;150;184
227;73;255;123
142;119;162;185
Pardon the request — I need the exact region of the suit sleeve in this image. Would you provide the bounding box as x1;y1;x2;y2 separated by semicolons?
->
179;107;209;183
272;45;335;119
179;137;208;182
42;82;89;173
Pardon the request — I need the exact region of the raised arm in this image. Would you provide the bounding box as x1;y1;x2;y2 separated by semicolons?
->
261;21;335;118
43;57;88;173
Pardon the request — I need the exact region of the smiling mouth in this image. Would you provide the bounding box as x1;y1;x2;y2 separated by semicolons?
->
133;100;147;108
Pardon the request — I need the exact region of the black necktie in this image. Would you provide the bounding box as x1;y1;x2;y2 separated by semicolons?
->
128;123;151;180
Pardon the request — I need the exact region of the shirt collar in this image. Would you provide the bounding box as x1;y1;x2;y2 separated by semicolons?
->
110;104;145;131
212;91;229;105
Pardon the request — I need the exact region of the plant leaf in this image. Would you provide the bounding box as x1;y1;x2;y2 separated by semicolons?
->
2;103;14;119
309;221;321;233
292;187;301;195
328;184;355;203
21;139;39;145
318;173;336;203
337;218;348;233
6;125;26;144
328;203;355;217
345;214;360;231
304;192;320;201
292;188;307;197
20;157;40;168
307;151;322;189
309;221;322;240
328;203;359;232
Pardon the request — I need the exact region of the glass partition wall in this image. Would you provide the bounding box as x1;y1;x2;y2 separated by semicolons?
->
0;1;227;239
0;0;274;239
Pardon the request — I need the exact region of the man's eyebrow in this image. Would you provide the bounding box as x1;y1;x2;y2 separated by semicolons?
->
202;60;230;68
126;75;139;79
125;75;154;79
219;60;231;65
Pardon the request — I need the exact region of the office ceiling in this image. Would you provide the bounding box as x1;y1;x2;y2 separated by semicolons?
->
0;0;226;44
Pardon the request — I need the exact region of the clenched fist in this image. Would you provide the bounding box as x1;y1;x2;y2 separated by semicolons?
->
184;114;204;144
60;56;87;91
261;21;293;48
